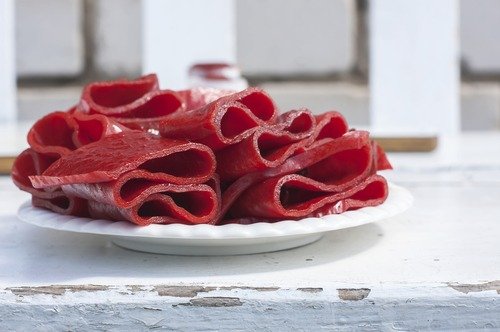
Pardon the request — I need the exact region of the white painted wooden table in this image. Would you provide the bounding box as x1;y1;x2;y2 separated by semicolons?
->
1;133;499;330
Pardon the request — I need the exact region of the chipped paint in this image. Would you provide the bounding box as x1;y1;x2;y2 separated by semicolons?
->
153;285;216;297
182;297;243;307
297;287;323;293
448;281;500;294
219;286;280;292
7;285;109;296
337;288;371;301
1;283;500;329
142;306;162;311
126;285;147;293
5;284;282;298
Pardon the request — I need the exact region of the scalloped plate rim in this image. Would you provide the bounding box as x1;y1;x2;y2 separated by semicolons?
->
17;183;412;240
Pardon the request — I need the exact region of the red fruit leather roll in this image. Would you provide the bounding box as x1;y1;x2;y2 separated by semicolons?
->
159;87;278;150
12;149;88;216
299;138;373;192
216;109;316;182
102;89;185;131
79;88;185;132
277;109;316;134
77;73;183;129
217;130;373;223
177;87;235;111
372;140;392;171
87;177;221;225
30;131;216;189
32;194;88;217
228;174;388;220
72;112;128;146
310;111;349;141
12;148;60;196
78;74;160;116
27;111;78;156
308;175;389;217
27;111;127;155
61;169;214;209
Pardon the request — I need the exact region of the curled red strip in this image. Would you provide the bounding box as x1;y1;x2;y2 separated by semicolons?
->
78;74;160;116
12;148;88;216
87;177;221;225
27;111;127;156
217;130;372;223
30;131;216;189
32;194;88;217
216;109;316;182
226;175;388;223
12;148;59;196
159;87;278;150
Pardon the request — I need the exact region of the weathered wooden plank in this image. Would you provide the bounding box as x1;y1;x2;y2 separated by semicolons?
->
0;284;498;330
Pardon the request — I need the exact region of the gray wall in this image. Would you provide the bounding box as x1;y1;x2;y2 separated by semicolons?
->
14;0;500;129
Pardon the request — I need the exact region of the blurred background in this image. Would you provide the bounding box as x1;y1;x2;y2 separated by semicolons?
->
5;0;500;131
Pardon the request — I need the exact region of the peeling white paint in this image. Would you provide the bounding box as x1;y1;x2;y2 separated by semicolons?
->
0;284;498;330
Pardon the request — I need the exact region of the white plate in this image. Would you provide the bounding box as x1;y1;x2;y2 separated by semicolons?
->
17;183;412;256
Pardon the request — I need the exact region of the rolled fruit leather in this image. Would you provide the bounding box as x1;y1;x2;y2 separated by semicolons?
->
216;109;316;182
159;87;278;150
30;131;216;189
